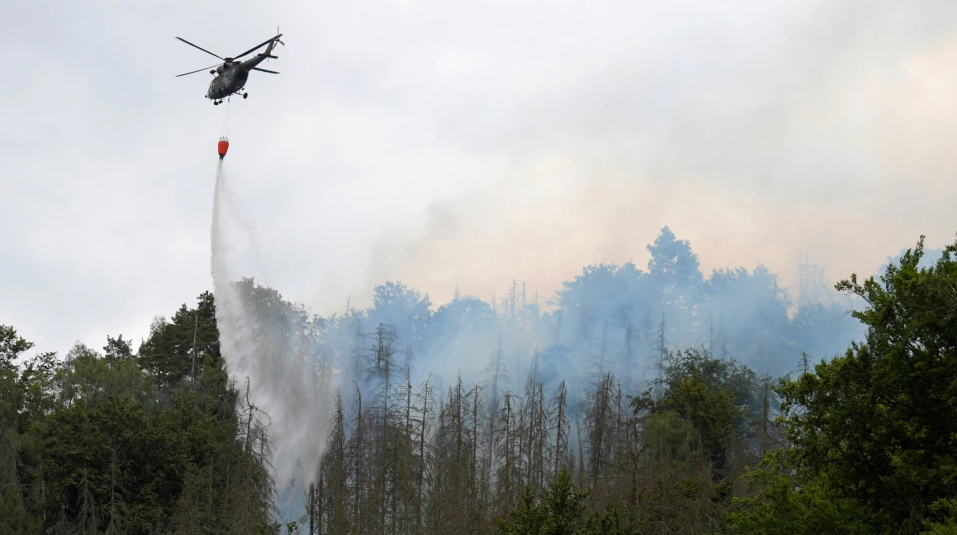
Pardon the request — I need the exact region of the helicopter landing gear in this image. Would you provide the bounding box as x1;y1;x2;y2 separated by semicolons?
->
243;93;248;99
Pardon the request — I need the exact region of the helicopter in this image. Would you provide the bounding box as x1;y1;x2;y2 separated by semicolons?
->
175;32;284;105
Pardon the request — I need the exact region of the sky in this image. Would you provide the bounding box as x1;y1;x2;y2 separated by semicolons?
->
3;0;957;356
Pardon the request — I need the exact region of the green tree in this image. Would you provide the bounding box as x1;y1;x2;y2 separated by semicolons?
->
923;499;957;534
0;325;33;428
499;471;588;535
499;471;638;535
738;235;957;533
728;450;869;535
641;349;760;479
138;291;221;392
0;292;276;533
0;326;39;535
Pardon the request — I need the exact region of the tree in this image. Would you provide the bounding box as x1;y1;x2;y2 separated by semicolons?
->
0;293;276;533
369;281;433;356
728;450;869;535
764;236;957;532
703;265;794;375
0;326;40;535
646;227;703;308
0;325;32;428
643;349;761;479
137;291;221;392
498;470;635;535
788;301;861;368
500;471;587;535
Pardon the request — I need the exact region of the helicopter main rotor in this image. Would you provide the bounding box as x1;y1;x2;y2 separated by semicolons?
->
174;34;281;77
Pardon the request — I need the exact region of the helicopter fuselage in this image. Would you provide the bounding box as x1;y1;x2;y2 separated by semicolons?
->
206;64;251;100
206;49;275;100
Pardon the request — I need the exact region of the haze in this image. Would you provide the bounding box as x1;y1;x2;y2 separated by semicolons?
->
3;0;956;355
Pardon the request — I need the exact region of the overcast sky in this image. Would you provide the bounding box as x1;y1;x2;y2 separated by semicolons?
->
4;0;957;356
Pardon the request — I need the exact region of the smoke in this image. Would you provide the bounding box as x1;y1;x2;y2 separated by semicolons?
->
208;154;864;524
199;1;957;522
210;161;332;500
330;0;957;310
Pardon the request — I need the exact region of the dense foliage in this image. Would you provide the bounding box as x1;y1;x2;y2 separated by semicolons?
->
0;293;277;534
731;236;957;534
4;228;955;534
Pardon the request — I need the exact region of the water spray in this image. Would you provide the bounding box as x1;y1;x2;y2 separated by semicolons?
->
209;135;333;524
212;136;270;283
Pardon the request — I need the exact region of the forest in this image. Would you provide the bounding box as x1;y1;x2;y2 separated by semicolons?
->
2;227;956;534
